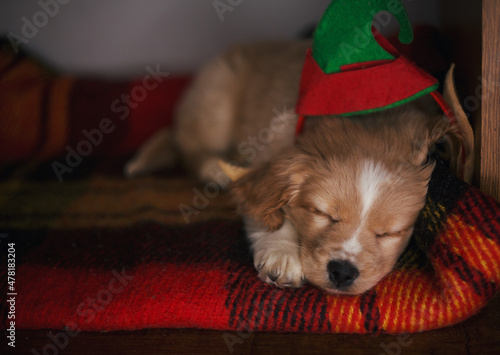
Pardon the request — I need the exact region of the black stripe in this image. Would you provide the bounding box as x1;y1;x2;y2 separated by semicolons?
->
360;289;380;333
472;194;500;243
244;282;265;330
458;192;500;244
459;193;484;233
308;290;326;332
224;226;258;328
297;291;315;332
249;285;267;330
231;268;260;329
225;266;249;328
272;290;287;331
445;249;495;298
279;292;292;329
290;297;299;329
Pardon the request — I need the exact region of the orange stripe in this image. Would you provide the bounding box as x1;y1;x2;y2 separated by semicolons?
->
448;271;467;321
452;218;489;269
352;298;364;333
463;222;497;277
336;299;345;333
36;77;74;160
445;223;474;320
447;216;486;272
346;303;356;332
424;288;435;329
417;281;433;331
450;215;499;280
379;275;397;329
451;214;500;284
409;276;425;332
327;295;341;332
388;268;413;332
427;258;449;329
330;296;346;332
399;269;420;332
434;292;445;328
385;273;404;332
443;269;455;326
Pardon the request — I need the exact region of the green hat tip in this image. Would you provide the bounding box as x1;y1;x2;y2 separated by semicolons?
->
312;0;413;74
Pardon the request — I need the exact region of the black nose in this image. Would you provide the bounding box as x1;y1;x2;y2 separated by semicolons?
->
327;260;359;288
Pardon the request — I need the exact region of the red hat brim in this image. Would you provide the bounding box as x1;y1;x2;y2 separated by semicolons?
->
295;31;438;117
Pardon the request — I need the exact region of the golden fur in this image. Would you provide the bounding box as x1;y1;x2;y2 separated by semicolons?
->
231;109;447;294
126;41;470;295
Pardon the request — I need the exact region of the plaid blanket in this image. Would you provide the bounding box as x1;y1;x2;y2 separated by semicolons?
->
0;156;498;334
0;36;499;335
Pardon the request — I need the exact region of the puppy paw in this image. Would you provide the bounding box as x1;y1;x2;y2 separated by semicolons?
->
253;247;305;288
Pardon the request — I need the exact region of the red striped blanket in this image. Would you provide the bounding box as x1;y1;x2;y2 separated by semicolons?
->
0;156;498;334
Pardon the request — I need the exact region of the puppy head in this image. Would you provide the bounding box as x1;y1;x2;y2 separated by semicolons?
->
231;107;450;295
284;156;433;295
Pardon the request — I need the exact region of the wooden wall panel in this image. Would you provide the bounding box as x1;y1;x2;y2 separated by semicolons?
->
481;0;500;201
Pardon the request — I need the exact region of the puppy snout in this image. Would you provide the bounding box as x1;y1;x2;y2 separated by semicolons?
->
327;260;359;288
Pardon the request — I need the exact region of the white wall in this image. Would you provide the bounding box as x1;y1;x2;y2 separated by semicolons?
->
0;0;440;78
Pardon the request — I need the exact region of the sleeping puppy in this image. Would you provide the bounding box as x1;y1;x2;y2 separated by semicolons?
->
231;108;447;295
126;40;471;295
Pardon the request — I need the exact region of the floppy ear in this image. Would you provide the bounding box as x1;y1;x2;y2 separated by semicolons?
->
229;153;307;231
408;112;451;170
411;65;474;183
441;64;474;183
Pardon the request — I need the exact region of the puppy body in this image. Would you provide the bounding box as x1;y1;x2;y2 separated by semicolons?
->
127;41;463;295
150;41;309;181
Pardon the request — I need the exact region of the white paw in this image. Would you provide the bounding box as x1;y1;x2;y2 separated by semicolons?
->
253;245;305;288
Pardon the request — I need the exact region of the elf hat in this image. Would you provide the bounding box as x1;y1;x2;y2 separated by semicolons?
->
295;0;453;133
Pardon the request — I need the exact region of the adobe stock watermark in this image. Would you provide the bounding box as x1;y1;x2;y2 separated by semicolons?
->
462;75;500;115
51;64;170;182
178;107;296;224
337;0;414;64
223;317;258;353
393;71;500;171
7;0;71;53
213;0;244;22
30;267;135;355
379;332;413;355
222;288;285;353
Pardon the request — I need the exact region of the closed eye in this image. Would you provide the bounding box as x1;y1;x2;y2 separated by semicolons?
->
376;226;413;238
303;205;340;225
375;231;401;238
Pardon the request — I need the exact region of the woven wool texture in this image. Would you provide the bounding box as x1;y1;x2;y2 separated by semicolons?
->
0;41;190;162
0;156;498;334
0;34;498;334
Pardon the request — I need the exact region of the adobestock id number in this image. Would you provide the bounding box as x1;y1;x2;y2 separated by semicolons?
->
7;243;16;291
7;242;17;349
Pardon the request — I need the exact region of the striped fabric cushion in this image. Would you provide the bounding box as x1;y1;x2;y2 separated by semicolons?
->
0;38;498;335
0;40;190;163
0;156;498;334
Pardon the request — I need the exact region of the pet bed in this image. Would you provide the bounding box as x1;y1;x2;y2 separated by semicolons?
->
0;42;499;335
